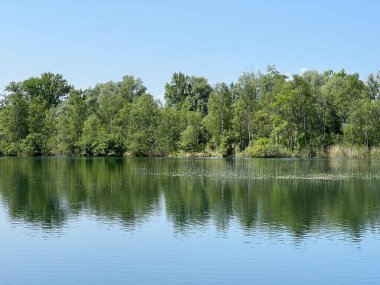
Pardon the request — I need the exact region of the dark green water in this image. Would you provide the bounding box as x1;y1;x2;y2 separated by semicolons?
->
1;158;380;284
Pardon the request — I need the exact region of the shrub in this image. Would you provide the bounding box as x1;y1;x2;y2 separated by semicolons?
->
247;138;285;158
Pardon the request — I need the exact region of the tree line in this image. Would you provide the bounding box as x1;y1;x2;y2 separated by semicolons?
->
1;66;380;157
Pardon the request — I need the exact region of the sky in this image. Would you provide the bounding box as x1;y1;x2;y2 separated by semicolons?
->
1;0;379;101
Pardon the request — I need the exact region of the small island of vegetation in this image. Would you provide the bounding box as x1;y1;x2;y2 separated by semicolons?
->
1;66;380;158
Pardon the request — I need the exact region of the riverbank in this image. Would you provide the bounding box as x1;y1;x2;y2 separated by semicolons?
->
2;145;380;159
141;145;380;159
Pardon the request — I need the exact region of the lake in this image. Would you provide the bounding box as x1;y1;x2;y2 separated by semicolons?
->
0;157;380;284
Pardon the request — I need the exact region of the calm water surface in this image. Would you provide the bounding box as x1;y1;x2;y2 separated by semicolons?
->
1;158;380;284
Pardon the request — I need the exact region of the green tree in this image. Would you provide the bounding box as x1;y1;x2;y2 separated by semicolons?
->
0;93;29;154
118;75;146;102
52;90;87;155
23;97;54;155
367;72;380;100
164;72;191;110
186;76;212;115
232;73;259;150
204;83;233;153
85;75;146;115
301;70;334;151
127;95;161;156
80;114;103;156
22;73;71;107
250;66;287;145
179;111;204;152
164;73;212;115
322;70;366;128
345;99;380;147
157;108;185;155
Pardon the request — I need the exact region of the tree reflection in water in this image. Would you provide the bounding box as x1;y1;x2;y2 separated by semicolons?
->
1;157;380;240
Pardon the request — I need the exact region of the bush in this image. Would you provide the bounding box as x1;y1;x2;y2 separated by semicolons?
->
179;125;199;152
246;138;286;158
220;134;235;157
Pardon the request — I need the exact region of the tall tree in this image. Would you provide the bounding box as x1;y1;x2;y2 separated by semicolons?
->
127;95;161;156
157;108;185;155
204;83;233;152
179;111;204;152
0;92;29;154
367;71;380;100
164;72;191;110
164;73;212;115
22;72;71;107
232;72;259;150
345;99;380;147
52;90;87;155
186;76;212;115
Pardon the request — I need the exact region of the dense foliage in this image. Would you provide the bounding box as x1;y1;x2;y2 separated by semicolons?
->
1;67;380;157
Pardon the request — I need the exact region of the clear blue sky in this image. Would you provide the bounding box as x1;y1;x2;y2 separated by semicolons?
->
1;0;379;101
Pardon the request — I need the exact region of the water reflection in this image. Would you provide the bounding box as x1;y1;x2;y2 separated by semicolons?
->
0;158;380;239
